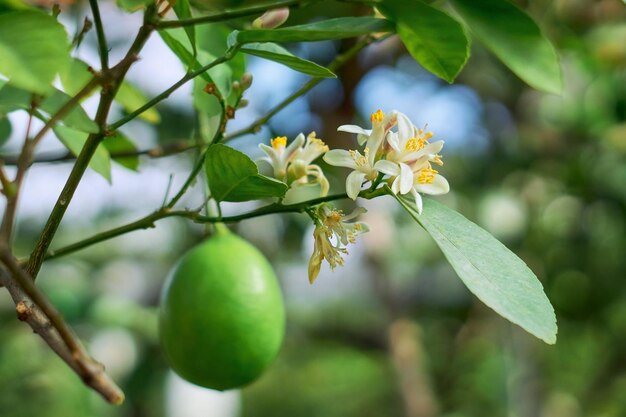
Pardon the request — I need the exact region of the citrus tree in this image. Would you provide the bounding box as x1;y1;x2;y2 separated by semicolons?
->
0;0;562;405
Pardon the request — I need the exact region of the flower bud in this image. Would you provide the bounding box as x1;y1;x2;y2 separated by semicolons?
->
252;7;289;29
239;73;253;90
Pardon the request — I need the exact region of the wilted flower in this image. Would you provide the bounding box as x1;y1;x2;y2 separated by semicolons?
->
308;204;369;284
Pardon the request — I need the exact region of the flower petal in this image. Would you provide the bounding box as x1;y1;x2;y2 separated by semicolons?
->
374;160;400;176
346;170;366;200
398;162;414;194
396;113;413;146
387;131;401;152
323;149;357;169
411;188;424;214
422;140;444;155
338;125;370;135
414;174;450;195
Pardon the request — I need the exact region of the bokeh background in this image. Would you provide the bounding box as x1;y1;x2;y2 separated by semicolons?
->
1;0;626;416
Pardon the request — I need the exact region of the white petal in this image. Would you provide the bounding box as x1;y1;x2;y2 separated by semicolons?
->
387;131;401;152
286;133;305;155
411;189;424;214
397;113;413;144
422;140;444;155
346;170;366;200
323;149;357;169
338;125;370;135
391;175;401;194
398;162;414;195
357;134;369;146
414;174;450;195
374;160;400;176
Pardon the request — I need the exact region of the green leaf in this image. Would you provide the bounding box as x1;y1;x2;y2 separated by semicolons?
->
0;84;98;133
0;115;11;147
102;132;140;171
116;81;161;124
394;194;557;344
231;17;394;45
159;29;212;83
116;0;152;12
193;79;222;142
379;0;469;83
451;0;562;94
53;126;112;182
170;0;195;53
40;90;99;133
241;43;336;78
60;58;96;97
205;144;287;202
0;11;70;94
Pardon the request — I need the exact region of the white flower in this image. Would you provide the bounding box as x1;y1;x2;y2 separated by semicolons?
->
377;160;449;214
308;204;369;284
324;109;398;199
287;132;330;196
260;132;330;196
259;134;304;180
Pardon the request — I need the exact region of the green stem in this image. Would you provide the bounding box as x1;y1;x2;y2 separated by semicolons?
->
44;188;390;262
89;0;109;70
223;36;376;142
108;50;238;131
156;0;316;29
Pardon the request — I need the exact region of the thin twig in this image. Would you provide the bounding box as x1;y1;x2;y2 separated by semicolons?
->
223;36;376;142
89;0;109;70
43;187;388;262
0;248;124;404
156;0;316;29
109;51;238;131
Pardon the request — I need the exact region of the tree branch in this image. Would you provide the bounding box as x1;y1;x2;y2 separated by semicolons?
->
26;9;158;280
0;248;124;404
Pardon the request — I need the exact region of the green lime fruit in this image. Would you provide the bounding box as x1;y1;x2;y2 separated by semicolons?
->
159;231;285;390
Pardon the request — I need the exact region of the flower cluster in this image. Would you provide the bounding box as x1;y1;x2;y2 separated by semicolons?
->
324;109;449;213
259;131;330;197
307;204;369;284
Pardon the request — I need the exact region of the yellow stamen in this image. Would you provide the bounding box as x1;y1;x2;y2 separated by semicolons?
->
271;136;287;149
328;210;343;223
405;137;427;152
349;148;369;167
370;109;384;124
307;132;329;152
418;167;438;184
432;154;444;166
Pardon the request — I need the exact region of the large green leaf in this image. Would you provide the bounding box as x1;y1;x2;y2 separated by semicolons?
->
53;126;112;182
241;43;336;78
379;0;469;83
205;144;287;202
0;11;70;94
394;194;557;344
230;17;394;45
451;0;562;94
0;84;98;133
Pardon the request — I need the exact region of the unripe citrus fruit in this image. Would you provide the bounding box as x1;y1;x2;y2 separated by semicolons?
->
159;231;285;390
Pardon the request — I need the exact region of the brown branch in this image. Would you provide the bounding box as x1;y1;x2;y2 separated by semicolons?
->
0;248;124;404
26;11;157;281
